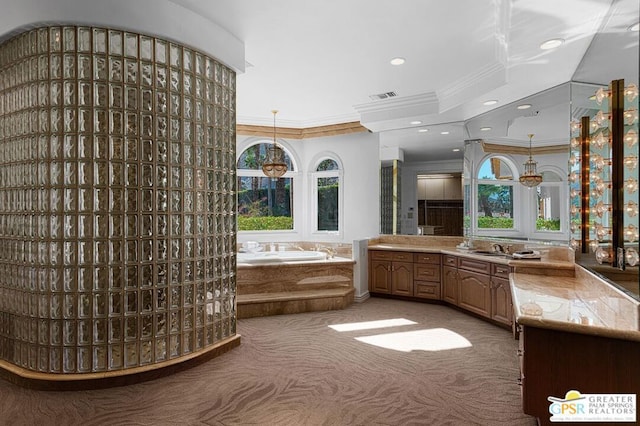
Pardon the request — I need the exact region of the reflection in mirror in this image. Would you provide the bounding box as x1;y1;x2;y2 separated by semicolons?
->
535;171;562;232
477;157;514;231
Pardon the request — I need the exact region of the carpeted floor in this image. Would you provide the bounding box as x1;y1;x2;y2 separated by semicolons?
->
0;298;536;425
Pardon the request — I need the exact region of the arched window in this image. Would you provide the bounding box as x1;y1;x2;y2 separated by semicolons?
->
534;170;564;233
237;142;295;231
476;157;515;230
312;157;342;234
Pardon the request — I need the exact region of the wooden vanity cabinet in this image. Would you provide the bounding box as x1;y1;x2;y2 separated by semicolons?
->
490;263;513;326
369;250;441;299
413;253;441;300
519;324;640;425
369;250;414;296
441;254;513;326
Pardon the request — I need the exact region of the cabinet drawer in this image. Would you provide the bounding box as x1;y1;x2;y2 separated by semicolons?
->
370;250;394;261
414;281;441;300
414;264;441;282
491;263;511;279
458;257;491;274
370;250;413;262
443;255;458;267
413;253;441;264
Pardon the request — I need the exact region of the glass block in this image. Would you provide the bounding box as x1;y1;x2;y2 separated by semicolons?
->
94;319;107;344
170;263;182;285
78;346;91;372
170;310;180;333
169;334;180;358
63;347;76;373
78;27;91;52
170;69;181;92
109;30;123;55
109;344;123;369
125;112;138;136
94;55;107;80
126;291;137;314
63;319;76;345
141;62;152;87
93;28;107;53
78;293;93;318
183;332;193;354
155;337;166;361
78;55;91;80
125;59;137;84
140;340;152;364
124;33;138;57
78;271;92;294
109;317;122;342
141;264;153;288
63;54;76;79
125;341;138;367
126;163;138;186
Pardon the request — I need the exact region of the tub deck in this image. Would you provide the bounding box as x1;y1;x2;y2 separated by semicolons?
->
236;256;356;318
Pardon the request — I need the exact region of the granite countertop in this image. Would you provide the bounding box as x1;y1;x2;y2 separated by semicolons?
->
510;268;640;342
367;243;574;268
369;241;639;341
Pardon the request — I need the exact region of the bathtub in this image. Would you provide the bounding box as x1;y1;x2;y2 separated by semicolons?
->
237;250;327;264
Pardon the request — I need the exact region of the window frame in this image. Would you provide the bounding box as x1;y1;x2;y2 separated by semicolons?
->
236;140;298;234
474;155;522;237
310;155;343;238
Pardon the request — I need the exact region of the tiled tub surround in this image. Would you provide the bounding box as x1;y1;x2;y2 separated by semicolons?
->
237;242;355;318
0;26;239;382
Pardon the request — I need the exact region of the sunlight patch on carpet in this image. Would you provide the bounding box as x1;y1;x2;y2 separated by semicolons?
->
355;328;472;352
328;318;417;332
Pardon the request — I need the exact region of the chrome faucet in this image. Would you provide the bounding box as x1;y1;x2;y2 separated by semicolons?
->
315;245;337;259
492;243;512;254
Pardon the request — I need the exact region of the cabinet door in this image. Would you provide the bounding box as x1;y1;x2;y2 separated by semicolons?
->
458;269;491;318
443;177;462;199
391;261;414;296
491;276;512;326
442;266;458;305
369;260;392;294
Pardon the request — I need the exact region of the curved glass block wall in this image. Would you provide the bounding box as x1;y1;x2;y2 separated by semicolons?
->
0;26;237;376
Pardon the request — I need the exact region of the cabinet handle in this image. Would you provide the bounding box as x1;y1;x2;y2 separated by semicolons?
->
516;349;523;356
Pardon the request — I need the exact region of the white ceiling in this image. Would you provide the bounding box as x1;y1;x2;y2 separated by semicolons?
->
173;1;637;161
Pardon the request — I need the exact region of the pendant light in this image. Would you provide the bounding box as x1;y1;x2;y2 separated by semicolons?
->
519;133;543;187
261;110;288;179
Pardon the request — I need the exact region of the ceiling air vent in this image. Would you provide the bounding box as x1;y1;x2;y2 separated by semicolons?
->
369;91;397;101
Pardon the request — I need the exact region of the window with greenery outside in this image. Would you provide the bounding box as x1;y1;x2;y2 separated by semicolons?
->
315;159;340;231
237;143;294;231
477;157;515;229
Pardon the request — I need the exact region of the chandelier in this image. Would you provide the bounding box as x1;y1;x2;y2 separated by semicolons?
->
519;133;543;187
262;110;288;179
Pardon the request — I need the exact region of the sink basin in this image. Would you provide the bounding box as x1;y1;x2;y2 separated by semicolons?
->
470;250;509;257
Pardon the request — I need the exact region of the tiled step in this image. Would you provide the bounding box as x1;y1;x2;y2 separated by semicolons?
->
237;287;354;319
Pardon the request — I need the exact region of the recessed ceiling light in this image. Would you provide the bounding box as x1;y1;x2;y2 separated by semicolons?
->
540;38;564;50
418;129;429;133
440;131;450;135
517;104;532;110
480;127;492;131
483;100;498;106
629;22;640;32
452;148;461;152
390;57;405;66
410;120;422;125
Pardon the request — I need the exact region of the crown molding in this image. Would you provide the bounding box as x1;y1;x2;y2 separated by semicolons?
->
236;112;361;129
236;121;368;140
482;141;569;155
